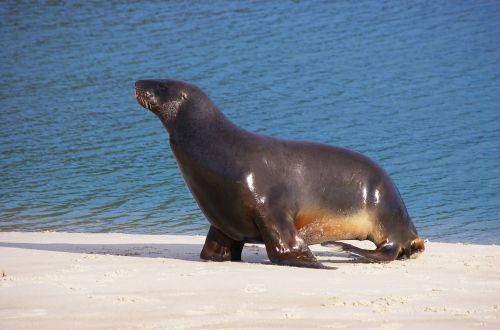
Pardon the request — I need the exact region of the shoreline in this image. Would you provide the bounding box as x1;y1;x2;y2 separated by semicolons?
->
1;231;499;329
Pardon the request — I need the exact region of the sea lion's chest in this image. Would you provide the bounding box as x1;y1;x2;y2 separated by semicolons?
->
170;139;260;240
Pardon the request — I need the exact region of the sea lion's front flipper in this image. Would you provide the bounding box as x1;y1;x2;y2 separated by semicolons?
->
322;241;400;263
256;211;330;269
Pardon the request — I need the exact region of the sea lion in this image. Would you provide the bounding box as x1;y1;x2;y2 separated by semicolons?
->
134;79;425;268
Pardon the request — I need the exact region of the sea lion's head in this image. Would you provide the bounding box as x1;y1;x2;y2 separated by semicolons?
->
135;79;208;131
135;79;190;117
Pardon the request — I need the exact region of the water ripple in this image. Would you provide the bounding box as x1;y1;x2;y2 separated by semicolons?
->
1;1;499;244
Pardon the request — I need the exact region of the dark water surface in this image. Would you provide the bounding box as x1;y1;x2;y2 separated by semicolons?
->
1;1;499;244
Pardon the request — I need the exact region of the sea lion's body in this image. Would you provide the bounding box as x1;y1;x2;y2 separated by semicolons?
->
135;79;424;268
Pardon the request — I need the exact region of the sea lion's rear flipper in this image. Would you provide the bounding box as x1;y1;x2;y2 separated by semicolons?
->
200;226;244;262
322;241;400;263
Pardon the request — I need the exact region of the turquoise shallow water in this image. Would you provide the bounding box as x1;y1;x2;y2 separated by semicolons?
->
1;1;499;244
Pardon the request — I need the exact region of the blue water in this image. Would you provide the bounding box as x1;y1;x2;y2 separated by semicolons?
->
1;1;499;244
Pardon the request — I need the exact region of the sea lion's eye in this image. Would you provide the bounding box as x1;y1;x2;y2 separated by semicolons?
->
181;92;188;100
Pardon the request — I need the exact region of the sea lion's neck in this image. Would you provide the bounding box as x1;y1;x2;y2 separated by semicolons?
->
166;102;250;151
167;104;255;179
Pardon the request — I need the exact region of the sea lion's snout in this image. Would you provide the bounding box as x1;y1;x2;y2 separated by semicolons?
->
135;80;157;111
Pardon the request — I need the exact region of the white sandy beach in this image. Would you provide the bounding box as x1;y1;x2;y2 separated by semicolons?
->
0;232;499;329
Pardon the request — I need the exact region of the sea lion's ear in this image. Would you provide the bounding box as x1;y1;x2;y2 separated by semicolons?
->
181;92;188;100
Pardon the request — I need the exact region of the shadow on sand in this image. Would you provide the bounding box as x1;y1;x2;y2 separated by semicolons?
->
0;241;370;266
